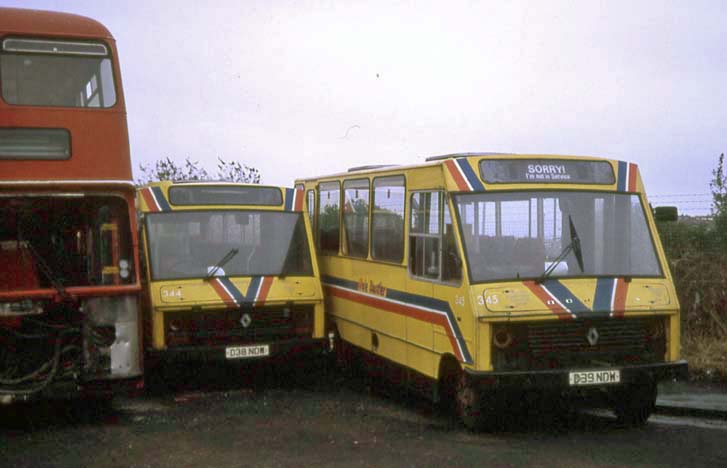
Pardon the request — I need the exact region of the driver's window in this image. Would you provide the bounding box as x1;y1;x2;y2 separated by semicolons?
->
442;200;461;282
409;191;461;284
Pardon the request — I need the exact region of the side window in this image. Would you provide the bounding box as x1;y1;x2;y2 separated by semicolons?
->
409;191;461;283
442;200;462;282
342;179;370;258
371;176;405;263
410;192;440;279
306;189;316;228
318;182;340;254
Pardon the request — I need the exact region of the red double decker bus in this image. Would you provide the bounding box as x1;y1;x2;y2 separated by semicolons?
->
0;8;142;402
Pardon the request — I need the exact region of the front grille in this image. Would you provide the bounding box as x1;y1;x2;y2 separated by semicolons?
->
164;305;313;348
493;317;666;371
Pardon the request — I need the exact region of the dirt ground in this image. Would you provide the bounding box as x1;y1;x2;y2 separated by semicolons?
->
2;359;727;468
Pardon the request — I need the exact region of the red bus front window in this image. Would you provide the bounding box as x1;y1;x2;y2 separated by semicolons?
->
0;195;134;291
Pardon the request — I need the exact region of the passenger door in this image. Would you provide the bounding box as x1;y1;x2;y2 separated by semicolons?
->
406;191;463;375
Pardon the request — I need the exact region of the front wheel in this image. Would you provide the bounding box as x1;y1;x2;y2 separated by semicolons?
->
455;373;487;430
440;364;503;431
450;371;507;430
611;380;657;427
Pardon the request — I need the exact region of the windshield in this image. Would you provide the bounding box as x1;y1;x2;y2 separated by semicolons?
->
145;210;313;280
453;191;662;283
0;195;135;291
1;41;116;108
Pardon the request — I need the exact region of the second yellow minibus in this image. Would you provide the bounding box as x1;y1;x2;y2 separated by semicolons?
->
138;181;326;364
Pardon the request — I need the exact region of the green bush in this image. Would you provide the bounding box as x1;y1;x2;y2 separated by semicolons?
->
653;153;727;340
657;219;727;338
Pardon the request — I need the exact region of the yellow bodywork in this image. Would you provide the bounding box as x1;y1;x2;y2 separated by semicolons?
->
147;276;325;349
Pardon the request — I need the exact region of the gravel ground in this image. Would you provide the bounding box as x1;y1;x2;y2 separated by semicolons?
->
2;359;727;468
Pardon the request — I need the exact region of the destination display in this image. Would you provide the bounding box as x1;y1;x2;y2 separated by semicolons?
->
169;185;282;206
479;159;616;185
0;128;70;160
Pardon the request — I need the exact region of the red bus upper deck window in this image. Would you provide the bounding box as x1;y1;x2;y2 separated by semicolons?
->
0;37;117;108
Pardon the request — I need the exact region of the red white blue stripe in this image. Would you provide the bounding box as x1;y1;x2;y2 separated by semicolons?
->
322;275;473;364
525;278;630;319
617;161;638;192
140;186;171;212
445;158;485;192
245;276;274;305
524;280;586;319
210;276;274;308
284;188;304;212
210;277;244;307
593;277;630;318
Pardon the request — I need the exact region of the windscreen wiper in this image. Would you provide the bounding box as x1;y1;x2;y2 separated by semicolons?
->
22;239;71;301
205;248;239;279
536;215;584;283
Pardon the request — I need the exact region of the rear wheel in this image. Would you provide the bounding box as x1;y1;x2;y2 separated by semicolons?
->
334;334;360;378
611;380;657;427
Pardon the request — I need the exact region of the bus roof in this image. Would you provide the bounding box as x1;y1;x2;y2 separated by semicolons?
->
140;181;270;189
296;153;641;193
424;152;513;162
0;7;113;39
296;153;615;181
138;180;305;213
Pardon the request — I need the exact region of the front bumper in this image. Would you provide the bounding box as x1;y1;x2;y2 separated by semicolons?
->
148;337;328;363
466;360;688;390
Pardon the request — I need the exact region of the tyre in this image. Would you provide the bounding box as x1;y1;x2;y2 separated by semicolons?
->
445;371;501;431
611;380;657;427
439;364;508;431
440;361;499;431
334;336;361;378
455;372;487;430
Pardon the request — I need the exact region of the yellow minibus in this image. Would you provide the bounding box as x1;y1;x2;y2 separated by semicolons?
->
138;181;325;364
297;153;686;429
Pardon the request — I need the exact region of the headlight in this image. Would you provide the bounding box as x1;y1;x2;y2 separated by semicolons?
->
493;326;514;349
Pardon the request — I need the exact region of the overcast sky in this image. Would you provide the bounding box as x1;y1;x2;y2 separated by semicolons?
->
3;0;726;214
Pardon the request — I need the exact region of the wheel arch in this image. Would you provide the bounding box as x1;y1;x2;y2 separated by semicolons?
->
435;353;462;403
